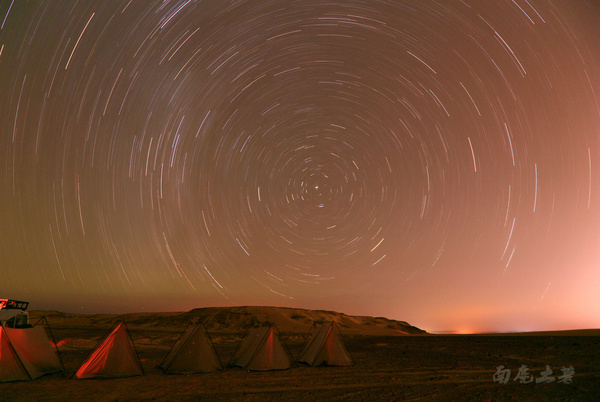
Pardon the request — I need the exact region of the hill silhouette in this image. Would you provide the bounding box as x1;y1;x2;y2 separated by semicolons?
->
30;306;426;335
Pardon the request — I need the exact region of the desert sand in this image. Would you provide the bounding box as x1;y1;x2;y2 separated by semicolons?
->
1;306;598;401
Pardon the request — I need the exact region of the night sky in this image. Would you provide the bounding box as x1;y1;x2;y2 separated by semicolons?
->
2;0;599;333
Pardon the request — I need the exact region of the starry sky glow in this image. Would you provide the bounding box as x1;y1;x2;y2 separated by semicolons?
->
2;0;600;333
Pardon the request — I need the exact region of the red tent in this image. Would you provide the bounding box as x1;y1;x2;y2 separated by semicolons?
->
0;324;64;382
74;321;143;379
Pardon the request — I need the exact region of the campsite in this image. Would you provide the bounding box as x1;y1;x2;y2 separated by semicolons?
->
1;307;599;401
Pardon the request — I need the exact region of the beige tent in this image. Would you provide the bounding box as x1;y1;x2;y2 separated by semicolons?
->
159;322;222;374
74;321;144;379
0;325;64;382
298;322;352;366
229;326;291;371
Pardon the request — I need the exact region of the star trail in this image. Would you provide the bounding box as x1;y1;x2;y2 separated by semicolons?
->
1;0;599;332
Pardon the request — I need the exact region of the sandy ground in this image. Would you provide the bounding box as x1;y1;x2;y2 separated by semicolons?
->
1;323;599;401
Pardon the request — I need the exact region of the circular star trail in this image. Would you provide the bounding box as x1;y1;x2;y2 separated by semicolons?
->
1;1;599;331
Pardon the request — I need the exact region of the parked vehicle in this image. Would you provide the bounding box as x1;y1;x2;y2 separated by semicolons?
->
0;299;30;328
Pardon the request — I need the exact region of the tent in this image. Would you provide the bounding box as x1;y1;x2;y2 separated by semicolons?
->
74;321;144;379
0;323;64;382
298;321;352;366
229;326;292;371
159;322;222;374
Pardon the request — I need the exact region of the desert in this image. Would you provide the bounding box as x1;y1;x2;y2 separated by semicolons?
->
3;1;600;399
1;306;598;401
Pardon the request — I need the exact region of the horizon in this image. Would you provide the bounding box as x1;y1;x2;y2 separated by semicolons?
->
21;300;600;335
22;302;600;335
2;1;600;336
